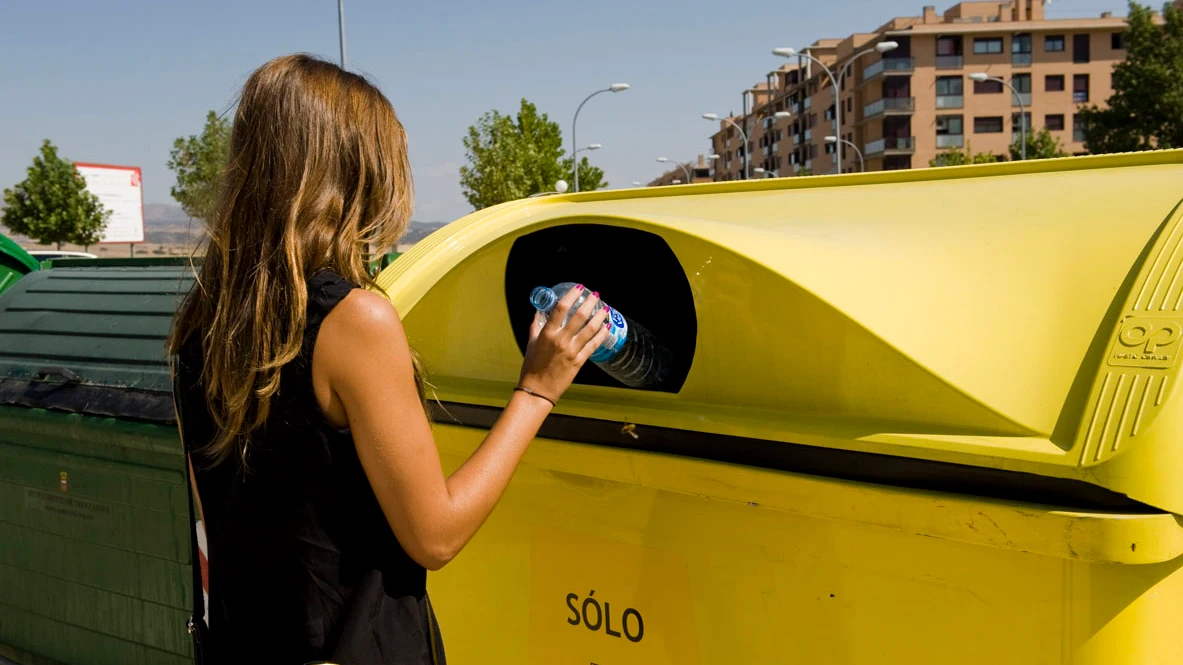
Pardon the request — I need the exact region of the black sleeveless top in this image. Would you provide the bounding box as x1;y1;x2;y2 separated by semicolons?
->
175;271;444;664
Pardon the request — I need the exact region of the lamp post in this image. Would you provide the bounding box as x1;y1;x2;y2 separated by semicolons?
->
337;0;347;68
576;143;603;155
703;113;750;179
773;41;897;174
572;84;629;192
970;72;1026;160
825;135;864;172
657;157;693;184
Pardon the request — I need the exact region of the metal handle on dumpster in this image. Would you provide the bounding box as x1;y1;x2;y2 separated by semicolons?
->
37;366;82;383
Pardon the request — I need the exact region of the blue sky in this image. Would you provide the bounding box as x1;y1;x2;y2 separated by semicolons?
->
0;0;1130;223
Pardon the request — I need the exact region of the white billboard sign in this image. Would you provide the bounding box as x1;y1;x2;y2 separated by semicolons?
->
74;162;145;244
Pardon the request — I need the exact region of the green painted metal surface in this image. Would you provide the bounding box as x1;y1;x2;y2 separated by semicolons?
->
0;264;195;664
0;235;38;297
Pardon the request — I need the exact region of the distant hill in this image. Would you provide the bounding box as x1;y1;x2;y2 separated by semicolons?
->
4;201;451;249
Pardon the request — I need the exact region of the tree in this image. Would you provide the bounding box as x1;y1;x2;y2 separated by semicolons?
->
1009;127;1069;161
459;99;607;209
2;140;109;249
794;166;813;176
561;155;606;192
1079;2;1183;152
929;141;1001;167
168;110;231;222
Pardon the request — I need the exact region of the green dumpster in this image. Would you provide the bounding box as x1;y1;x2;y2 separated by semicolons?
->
0;235;37;296
0;260;194;665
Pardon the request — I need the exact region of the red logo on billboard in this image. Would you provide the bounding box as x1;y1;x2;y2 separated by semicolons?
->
130;171;141;187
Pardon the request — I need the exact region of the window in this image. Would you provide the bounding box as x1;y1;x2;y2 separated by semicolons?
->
975;116;1004;133
974;79;1004;94
936;76;964;96
1012;33;1033;65
936;115;965;148
1013;73;1032;93
1111;32;1126;50
1011;112;1032;139
1073;113;1086;142
1045;35;1065;52
974;37;1004;54
1046;114;1065;131
1073;34;1090;63
1074;74;1090;103
937;36;962;55
936;76;964;108
1046;74;1065;91
847;98;853;113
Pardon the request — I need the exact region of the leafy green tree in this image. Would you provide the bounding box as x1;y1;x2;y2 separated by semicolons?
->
794;166;813;176
2;140;109;249
929;141;1001;167
460;99;606;209
1079;2;1183;152
1010;127;1069;161
167;110;231;222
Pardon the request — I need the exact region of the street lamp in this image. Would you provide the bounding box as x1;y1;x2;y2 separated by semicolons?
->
657;157;693;184
576;143;603;154
671;179;682;185
970;72;1026;160
632;181;643;186
773;41;897;174
572;84;629;192
337;0;347;68
825;135;865;172
703;113;750;179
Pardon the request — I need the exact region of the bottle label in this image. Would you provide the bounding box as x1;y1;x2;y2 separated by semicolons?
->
591;306;628;362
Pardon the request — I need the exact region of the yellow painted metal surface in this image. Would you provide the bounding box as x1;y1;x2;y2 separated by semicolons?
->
375;152;1183;663
427;426;1183;664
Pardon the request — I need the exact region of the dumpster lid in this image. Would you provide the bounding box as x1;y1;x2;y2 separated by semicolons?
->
0;263;194;423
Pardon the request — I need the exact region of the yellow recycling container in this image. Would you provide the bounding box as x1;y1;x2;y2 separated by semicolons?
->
376;150;1183;665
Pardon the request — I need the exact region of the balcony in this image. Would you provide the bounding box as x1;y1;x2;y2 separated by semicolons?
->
793;133;801;145
936;95;964;109
1073;91;1089;103
804;129;813;141
936;134;965;149
804;96;812;109
789;103;801;114
864;96;915;118
1074;128;1087;142
1012;92;1033;106
1012;52;1033;67
863;57;916;80
935;54;963;69
864;136;916;156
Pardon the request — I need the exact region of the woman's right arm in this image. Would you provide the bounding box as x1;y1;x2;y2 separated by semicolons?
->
315;287;608;570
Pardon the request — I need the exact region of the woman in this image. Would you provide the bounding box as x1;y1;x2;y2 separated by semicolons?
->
169;54;609;664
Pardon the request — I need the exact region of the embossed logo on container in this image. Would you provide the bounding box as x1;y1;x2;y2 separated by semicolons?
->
1110;317;1182;368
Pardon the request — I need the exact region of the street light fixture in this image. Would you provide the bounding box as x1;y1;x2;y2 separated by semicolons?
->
572;84;629;192
825;135;864;172
575;143;603;154
672;179;682;185
969;72;1027;160
774;41;898;174
774;111;792;120
657;157;693;184
703;113;751;179
632;181;643;186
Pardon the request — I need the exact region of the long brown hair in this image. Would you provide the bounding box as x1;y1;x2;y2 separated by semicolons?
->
168;54;414;464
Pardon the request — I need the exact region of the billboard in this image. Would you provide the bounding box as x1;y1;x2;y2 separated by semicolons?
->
74;163;144;244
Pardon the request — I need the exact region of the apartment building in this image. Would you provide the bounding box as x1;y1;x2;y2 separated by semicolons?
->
648;154;715;186
710;0;1131;178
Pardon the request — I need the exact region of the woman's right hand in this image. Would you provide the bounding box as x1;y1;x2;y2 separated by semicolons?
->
517;286;611;405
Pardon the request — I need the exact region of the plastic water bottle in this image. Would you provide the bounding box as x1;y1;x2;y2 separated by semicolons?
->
529;282;673;390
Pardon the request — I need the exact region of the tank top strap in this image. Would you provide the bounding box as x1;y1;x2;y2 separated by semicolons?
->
302;270;359;362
